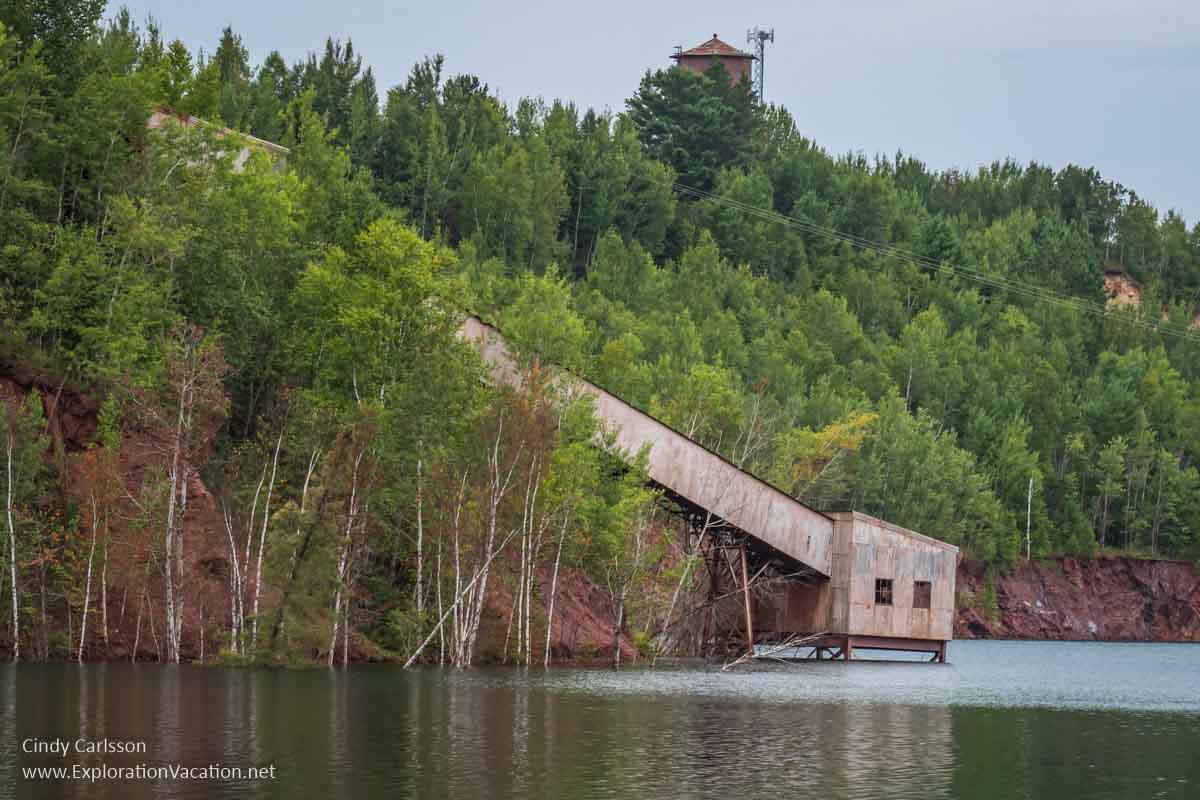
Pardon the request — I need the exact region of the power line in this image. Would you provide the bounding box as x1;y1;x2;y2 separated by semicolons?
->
657;177;1200;342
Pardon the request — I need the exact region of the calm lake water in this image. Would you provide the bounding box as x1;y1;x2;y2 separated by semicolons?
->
1;641;1198;799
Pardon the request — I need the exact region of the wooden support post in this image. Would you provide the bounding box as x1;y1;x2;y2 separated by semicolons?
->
739;542;754;655
701;539;719;657
844;636;853;661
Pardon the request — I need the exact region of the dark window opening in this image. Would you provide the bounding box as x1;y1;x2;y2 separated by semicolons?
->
874;578;893;606
914;581;932;610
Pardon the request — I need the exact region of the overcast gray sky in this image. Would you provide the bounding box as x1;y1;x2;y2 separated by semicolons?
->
110;1;1199;222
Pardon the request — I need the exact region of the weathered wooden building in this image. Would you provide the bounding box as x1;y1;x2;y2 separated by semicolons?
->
754;512;958;661
671;34;756;84
460;316;958;661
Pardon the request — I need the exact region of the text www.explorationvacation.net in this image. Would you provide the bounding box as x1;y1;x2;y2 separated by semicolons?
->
23;763;277;782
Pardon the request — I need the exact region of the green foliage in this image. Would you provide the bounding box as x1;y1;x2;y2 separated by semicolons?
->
626;62;754;190
502;266;590;372
0;0;103;78
851;396;1018;563
979;570;1000;622
458;132;568;271
26;223;176;378
770;410;877;508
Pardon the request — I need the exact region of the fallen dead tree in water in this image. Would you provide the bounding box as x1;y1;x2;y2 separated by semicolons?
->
721;630;829;671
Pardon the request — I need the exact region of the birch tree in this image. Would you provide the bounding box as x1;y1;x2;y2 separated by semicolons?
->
74;445;121;661
128;325;228;662
2;395;49;662
583;446;659;669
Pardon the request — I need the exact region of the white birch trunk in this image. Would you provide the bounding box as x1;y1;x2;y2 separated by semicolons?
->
250;431;283;654
222;505;243;654
436;533;445;666
132;585;144;664
100;527;108;652
415;457;424;616
544;517;567;668
342;601;349;667
173;475;188;659
241;466;266;650
464;419;519;666
78;497;98;663
162;390;186;663
119;581;128;629
612;593;625;670
6;427;18;662
519;461;538;663
451;512;462;665
38;564;46;660
450;472;466;666
525;542;534;667
403;524;521;669
147;589;161;662
328;449;364;668
328;583;344;668
1026;476;1034;562
273;449;319;653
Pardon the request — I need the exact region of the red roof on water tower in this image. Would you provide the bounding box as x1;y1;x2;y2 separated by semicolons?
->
670;34;755;85
671;34;755;61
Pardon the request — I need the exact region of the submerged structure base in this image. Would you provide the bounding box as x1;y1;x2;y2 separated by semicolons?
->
771;633;948;663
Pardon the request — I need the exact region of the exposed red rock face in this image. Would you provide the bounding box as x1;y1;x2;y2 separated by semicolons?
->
956;556;1200;641
1;364;228;661
0;370;98;452
1101;269;1200;328
483;566;639;664
1103;269;1143;309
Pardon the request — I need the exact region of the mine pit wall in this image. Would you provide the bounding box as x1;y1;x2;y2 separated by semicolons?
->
957;555;1200;641
756;512;958;644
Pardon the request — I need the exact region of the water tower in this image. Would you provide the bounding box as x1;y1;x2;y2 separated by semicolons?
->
670;34;756;86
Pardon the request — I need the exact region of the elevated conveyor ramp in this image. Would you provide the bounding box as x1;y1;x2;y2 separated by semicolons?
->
460;316;834;577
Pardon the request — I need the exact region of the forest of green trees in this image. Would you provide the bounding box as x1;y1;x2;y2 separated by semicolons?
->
1;3;1199;664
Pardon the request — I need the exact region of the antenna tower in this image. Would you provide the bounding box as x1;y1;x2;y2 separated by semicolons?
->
746;27;774;101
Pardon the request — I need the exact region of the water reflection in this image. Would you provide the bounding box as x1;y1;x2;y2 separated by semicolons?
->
0;665;14;797
1;642;1197;799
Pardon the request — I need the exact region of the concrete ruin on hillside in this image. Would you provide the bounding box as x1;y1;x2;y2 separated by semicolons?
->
147;107;289;172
